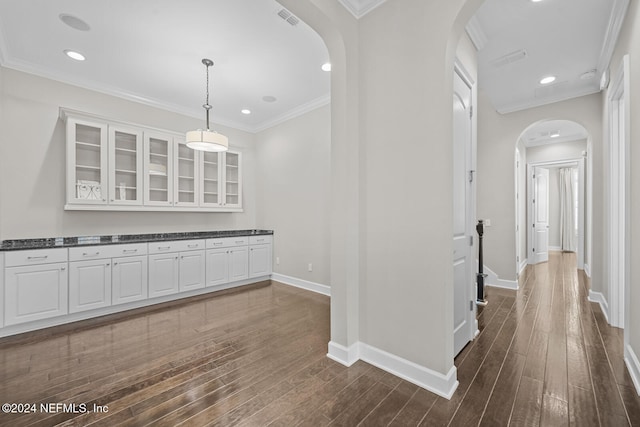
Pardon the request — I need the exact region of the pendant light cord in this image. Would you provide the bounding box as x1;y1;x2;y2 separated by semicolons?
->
203;59;213;130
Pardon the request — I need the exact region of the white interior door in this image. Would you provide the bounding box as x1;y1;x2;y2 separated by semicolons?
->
533;167;550;264
452;69;474;356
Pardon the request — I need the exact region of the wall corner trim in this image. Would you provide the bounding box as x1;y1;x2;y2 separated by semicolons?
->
588;290;610;324
327;341;459;399
483;264;519;290
337;0;387;19
624;344;640;396
271;273;330;296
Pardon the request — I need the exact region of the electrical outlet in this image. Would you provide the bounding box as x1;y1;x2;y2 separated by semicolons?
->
276;257;280;265
308;263;313;272
485;219;491;226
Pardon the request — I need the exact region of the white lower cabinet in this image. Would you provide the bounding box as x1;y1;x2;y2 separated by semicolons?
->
148;253;180;298
69;259;112;313
205;248;229;287
179;250;205;291
229;247;249;282
4;263;68;326
249;244;273;278
112;255;148;304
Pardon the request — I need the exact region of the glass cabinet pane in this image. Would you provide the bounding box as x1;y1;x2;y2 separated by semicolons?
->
110;127;142;204
176;142;197;205
201;151;220;206
224;152;240;207
69;119;108;204
144;134;172;205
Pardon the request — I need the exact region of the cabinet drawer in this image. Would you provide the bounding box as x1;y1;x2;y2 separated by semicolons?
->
69;243;147;261
148;239;205;254
206;237;249;249
249;235;272;245
5;248;68;267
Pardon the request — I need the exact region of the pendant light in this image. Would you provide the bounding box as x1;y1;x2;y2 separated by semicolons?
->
186;58;228;152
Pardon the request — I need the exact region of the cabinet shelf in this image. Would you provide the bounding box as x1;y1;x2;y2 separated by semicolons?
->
178;157;195;162
178;176;195;180
226;164;238;168
226;180;238;184
179;190;195;194
203;178;218;182
76;141;101;149
115;147;137;153
203;161;218;165
76;164;101;170
203;192;219;196
149;188;168;192
150;152;168;158
115;169;136;174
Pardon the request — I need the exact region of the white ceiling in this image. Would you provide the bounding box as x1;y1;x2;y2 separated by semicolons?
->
0;0;330;132
521;120;589;148
468;0;629;114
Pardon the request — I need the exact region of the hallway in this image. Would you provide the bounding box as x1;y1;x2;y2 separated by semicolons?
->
0;253;639;426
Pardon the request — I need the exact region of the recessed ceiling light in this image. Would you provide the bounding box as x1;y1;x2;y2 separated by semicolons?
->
539;75;556;85
530;0;544;3
550;131;560;138
59;14;91;31
262;95;277;103
241;109;251;115
64;50;86;61
321;63;331;72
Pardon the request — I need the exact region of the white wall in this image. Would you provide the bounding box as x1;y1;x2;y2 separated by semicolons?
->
255;105;331;286
516;141;527;273
477;91;602;287
604;0;640;381
0;67;257;240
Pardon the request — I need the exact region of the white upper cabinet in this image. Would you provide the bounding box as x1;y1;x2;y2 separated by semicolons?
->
200;151;221;207
222;152;242;208
174;139;199;207
66;118;108;205
109;125;143;205
62;109;242;212
143;132;174;206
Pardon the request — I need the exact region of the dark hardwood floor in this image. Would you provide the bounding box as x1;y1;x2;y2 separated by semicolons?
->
0;252;639;426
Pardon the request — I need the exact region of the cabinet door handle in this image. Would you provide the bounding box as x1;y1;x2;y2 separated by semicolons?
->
213;242;223;246
83;252;100;257
114;262;118;266
27;255;48;260
61;267;66;271
106;263;110;266
250;248;254;251
257;239;264;242
175;256;179;260
157;246;171;251
187;244;198;248
235;241;244;244
123;249;138;254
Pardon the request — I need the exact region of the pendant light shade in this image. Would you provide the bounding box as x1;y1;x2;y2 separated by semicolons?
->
186;58;228;152
185;130;228;152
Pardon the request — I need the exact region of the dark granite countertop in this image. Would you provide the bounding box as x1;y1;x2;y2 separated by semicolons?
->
0;229;273;251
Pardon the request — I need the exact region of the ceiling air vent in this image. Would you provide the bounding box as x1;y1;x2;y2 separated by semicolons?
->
490;49;528;68
277;8;299;26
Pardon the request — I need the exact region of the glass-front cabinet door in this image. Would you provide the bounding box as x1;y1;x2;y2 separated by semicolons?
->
66;118;108;205
174;140;199;207
222;151;242;208
143;132;173;206
200;151;221;207
108;126;143;205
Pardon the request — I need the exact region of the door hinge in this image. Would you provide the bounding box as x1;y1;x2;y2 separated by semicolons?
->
533;223;536;228
470;300;474;311
517;255;520;263
533;248;536;252
469;106;473;118
469;170;475;183
469;235;473;246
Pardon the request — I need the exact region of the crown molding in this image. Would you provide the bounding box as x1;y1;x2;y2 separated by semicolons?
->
253;94;330;133
338;0;387;19
496;86;601;115
524;132;589;148
597;0;630;75
465;15;488;51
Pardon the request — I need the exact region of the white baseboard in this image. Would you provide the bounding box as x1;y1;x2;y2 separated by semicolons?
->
327;341;458;399
624;344;640;396
588;290;610;324
327;341;359;366
549;246;562;251
519;259;528;277
584;263;591;278
271;273;331;297
483;264;518;290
